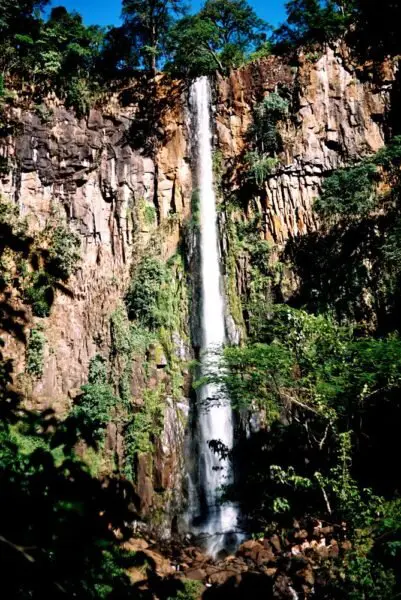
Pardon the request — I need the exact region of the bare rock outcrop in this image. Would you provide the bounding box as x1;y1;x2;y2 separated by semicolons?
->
215;45;395;244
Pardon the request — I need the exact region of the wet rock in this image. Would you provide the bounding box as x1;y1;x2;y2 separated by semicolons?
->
123;538;149;552
294;529;309;541
142;548;175;577
320;526;334;536
295;564;315;587
274;573;296;599
127;567;147;584
328;539;340;558
208;569;239;586
256;547;276;566
270;534;282;553
185;568;207;581
239;539;264;558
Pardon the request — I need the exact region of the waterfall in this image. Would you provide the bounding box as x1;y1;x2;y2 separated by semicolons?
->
189;77;239;556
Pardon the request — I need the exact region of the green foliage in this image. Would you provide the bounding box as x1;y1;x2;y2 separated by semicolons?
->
213;302;401;472
244;152;278;185
33;7;104;82
273;0;401;58
247;40;272;63
352;0;401;57
122;252;188;478
166;15;221;76
294;137;401;326
273;0;354;49
168;578;203;600
72;355;118;441
34;102;53;123
243;93;288;186
314;162;378;220
374;135;401;171
212;149;224;190
166;0;268;76
224;210;275;334
143;203;157;226
122;0;185;72
0;2;108;113
188;189;201;232
124;386;165;479
110;305;133;356
261;92;290;119
249;93;289;155
217;341;291;416
211;285;401;593
0;200;80;317
0;347;137;599
110;304;142;405
126;255;168;330
338;552;395;600
24;217;81;315
26;326;46;378
130;324;157;355
24;269;54;317
64;77;99;117
0;198;29;239
43;221;81;280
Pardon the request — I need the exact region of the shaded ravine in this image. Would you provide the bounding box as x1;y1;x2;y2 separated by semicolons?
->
188;77;240;556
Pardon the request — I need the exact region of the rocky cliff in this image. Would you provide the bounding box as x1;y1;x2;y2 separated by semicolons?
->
215;45;394;244
0;46;397;530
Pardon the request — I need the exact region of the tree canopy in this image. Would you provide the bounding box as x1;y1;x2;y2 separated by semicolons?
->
166;0;268;76
122;0;186;74
273;0;354;48
273;0;401;56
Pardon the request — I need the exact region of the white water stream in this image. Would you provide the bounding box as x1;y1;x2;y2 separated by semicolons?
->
189;77;239;556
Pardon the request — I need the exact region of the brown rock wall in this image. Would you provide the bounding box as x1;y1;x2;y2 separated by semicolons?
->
216;46;395;244
0;85;192;405
0;81;192;522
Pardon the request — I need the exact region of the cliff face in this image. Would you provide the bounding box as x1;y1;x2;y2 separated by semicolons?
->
0;47;397;528
1;79;191;401
215;46;394;243
0;78;193;523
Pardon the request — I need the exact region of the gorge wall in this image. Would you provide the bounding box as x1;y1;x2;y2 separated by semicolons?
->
0;45;396;530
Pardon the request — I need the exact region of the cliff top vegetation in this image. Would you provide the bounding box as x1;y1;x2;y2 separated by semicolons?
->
1;0;399;115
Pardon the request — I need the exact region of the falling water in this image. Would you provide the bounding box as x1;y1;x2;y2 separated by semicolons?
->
189;77;239;556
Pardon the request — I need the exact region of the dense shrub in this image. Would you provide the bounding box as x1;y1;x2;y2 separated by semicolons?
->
244;152;277;185
126;256;167;329
314;162;378;220
43;222;81;280
72;356;118;441
26;326;46;378
24;270;54;317
124;386;165;480
244;93;288;185
250;93;289;154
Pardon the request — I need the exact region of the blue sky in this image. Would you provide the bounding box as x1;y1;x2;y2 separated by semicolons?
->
48;0;287;28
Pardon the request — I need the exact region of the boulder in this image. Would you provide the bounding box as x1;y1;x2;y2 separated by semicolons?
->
256;547;276;566
122;538;149;552
270;534;282;553
294;529;309;541
185;568;207;581
208;569;239;586
238;539;265;562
